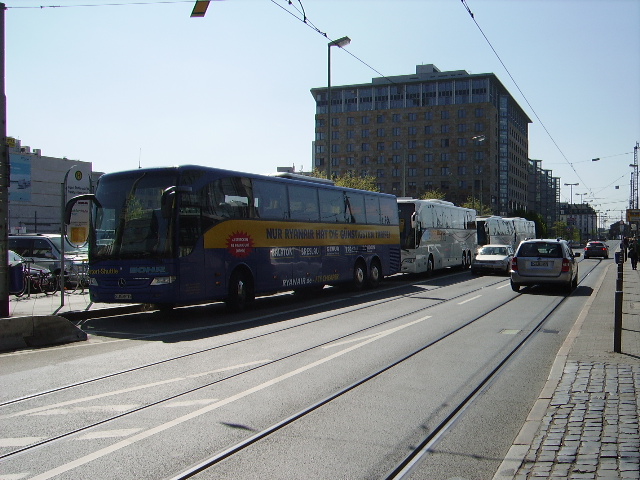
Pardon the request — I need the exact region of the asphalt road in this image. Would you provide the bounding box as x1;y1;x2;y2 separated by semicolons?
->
0;254;609;480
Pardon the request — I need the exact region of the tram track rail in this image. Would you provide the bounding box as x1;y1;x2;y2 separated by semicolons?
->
0;259;602;473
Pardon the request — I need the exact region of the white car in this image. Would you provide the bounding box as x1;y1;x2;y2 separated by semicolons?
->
471;244;514;275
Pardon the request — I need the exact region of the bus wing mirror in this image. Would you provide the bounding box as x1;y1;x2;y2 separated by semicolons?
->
65;194;99;225
161;186;192;218
410;212;417;229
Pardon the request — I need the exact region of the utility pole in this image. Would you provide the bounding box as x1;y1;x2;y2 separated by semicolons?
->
0;3;8;317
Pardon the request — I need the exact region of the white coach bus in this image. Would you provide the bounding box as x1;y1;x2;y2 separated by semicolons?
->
476;215;536;250
398;198;477;275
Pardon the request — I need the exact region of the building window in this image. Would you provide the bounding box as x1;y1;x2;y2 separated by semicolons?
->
424;139;433;148
458;166;467;175
392;127;401;136
474;122;485;132
392;155;402;164
377;169;385;177
361;143;370;151
377;128;385;137
475;151;485;160
424;153;433;162
408;113;417;121
424;125;433;135
458;151;467;161
457;138;467;147
407;140;417;149
331;118;340;126
424;168;433;176
361;129;369;138
424;181;434;189
441;110;450;119
347;117;355;125
346;130;355;139
346;157;355;165
457;123;468;133
392;113;402;122
316;132;325;140
441;124;449;134
376;114;386;124
346;144;355;152
441;139;450;148
408;126;417;135
392;141;402;150
316;145;325;153
407;168;417;177
441;167;450;175
457;109;466;118
407;153;417;163
332;144;340;153
475;108;485;118
441;153;451;162
362;116;370;124
424;111;433;120
392;168;401;177
377;142;385;151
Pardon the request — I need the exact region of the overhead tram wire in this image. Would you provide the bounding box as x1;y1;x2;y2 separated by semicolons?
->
460;0;589;190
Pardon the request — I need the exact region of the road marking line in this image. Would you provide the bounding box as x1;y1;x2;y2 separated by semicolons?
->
458;295;481;305
77;429;142;440
323;316;431;349
28;316;431;480
4;361;268;419
0;437;45;447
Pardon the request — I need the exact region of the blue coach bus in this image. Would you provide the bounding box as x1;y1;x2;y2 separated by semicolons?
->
66;166;400;310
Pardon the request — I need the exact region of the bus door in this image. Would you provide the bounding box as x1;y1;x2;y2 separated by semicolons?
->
398;203;418;249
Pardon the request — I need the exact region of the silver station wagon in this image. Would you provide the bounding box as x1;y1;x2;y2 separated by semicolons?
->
510;239;580;293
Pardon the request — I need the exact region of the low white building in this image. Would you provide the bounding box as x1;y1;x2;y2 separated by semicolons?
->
8;138;102;234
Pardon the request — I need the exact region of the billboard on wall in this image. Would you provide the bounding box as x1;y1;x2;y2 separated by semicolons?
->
9;154;32;202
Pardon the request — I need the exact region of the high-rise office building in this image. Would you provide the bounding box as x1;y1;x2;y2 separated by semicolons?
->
311;64;531;215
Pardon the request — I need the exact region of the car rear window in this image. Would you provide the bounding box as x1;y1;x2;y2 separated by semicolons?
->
518;243;563;258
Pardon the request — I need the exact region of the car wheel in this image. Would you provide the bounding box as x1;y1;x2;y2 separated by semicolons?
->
510;280;520;292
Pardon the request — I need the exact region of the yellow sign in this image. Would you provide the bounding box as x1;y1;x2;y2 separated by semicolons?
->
627;209;640;222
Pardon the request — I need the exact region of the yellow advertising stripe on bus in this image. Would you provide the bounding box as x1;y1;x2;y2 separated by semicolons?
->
203;220;400;249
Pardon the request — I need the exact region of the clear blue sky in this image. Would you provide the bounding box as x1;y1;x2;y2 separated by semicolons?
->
6;0;640;221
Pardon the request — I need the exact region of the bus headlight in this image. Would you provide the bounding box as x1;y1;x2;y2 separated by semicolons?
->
150;276;176;286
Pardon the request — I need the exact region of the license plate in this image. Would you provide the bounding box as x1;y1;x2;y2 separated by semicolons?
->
115;293;132;300
530;261;549;267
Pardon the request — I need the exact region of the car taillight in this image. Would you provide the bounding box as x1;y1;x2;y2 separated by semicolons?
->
511;257;518;271
562;259;570;272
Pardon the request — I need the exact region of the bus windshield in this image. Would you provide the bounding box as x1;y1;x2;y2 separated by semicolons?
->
92;170;178;261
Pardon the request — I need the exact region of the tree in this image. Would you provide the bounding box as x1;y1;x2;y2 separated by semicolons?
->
310;169;379;192
461;196;492;215
512;209;547;238
420;189;446;200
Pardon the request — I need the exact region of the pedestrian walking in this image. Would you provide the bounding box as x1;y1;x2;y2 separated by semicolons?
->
630;244;638;270
620;238;628;262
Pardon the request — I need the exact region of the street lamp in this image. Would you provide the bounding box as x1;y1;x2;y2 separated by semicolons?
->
564;182;578;204
470;135;486;211
576;193;586;204
327;36;351;180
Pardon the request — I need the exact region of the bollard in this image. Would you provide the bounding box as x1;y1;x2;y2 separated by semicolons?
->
614;289;623;353
614;259;624;353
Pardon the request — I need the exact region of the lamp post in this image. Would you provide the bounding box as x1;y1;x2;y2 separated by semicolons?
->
576;193;586;204
326;36;351;180
564;182;578;204
470;135;486;212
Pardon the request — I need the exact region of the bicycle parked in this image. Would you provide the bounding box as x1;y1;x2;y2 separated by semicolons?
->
9;250;59;297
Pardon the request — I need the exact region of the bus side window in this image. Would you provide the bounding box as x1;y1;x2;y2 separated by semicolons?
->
288;185;319;221
345;192;366;223
253;179;288;220
319;188;347;223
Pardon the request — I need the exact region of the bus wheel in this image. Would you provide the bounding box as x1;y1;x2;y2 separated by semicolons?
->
366;259;382;289
353;261;366;291
226;270;254;311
